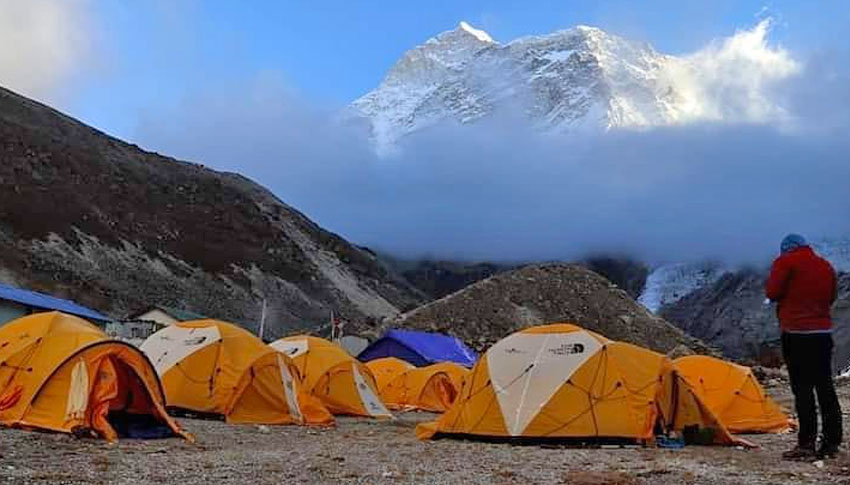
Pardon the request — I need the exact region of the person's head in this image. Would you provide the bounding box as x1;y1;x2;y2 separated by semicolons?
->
780;233;808;254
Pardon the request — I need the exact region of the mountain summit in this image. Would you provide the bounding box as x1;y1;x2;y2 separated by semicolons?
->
352;22;687;150
351;21;796;151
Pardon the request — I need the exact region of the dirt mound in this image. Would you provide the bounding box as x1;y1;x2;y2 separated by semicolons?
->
389;263;710;353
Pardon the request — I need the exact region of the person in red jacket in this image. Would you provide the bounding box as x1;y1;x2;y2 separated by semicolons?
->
766;233;841;460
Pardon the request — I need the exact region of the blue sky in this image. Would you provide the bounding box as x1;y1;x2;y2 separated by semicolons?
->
57;0;846;141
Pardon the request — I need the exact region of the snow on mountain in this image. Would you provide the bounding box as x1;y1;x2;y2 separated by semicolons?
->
350;20;797;152
638;263;728;313
351;21;681;151
812;238;850;273
639;239;850;314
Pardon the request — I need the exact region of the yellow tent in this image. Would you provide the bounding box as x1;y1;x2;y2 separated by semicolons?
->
422;361;469;401
366;357;414;391
0;312;190;441
670;355;792;434
366;358;457;412
417;323;745;445
141;320;332;426
270;336;391;418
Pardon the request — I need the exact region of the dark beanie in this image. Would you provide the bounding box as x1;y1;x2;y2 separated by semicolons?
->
781;234;807;253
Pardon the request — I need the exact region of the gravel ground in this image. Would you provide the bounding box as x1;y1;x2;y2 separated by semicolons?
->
2;387;850;484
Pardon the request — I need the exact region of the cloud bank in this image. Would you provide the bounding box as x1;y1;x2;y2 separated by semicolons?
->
0;0;96;103
135;22;850;267
664;19;800;124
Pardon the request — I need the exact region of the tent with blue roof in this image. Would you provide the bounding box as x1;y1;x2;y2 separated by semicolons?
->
0;282;110;325
357;329;477;368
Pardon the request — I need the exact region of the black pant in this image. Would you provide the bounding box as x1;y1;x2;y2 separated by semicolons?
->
782;332;843;448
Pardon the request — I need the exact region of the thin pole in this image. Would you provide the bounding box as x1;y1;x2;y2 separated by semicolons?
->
259;299;267;340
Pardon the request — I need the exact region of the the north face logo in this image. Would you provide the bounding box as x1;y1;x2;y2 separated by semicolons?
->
183;336;207;346
548;343;585;356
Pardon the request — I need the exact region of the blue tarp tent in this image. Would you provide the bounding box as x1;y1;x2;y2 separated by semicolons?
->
357;329;477;368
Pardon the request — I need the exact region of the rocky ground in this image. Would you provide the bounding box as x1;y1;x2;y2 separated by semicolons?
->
2;384;850;484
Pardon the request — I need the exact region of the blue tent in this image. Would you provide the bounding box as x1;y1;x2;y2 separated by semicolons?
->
357;329;477;368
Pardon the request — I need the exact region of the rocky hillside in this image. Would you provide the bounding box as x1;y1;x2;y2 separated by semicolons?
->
379;257;512;300
662;270;850;372
387;263;708;353
384;256;648;302
0;86;424;336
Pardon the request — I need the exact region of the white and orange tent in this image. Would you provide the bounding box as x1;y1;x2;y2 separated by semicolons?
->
366;358;458;412
0;312;190;441
270;336;391;418
141;320;332;426
416;323;779;446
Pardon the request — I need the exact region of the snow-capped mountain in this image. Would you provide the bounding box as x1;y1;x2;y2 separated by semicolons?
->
352;21;697;150
638;239;850;314
638;263;728;313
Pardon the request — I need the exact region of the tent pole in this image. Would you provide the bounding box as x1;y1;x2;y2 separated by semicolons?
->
258;299;267;341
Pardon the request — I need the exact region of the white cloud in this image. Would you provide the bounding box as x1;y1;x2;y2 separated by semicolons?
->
0;0;96;102
663;19;801;124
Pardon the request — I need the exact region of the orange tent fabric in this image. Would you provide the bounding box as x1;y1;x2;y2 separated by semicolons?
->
270;336;391;418
670;355;792;434
0;312;189;441
417;323;745;446
141;320;332;426
367;358;457;412
366;357;414;391
422;362;469;403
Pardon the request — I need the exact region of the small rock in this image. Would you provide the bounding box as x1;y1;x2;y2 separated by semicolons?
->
813;460;825;469
257;425;270;434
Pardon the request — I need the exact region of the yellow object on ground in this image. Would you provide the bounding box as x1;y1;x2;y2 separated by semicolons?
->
367;358;458;412
0;312;190;441
416;323;746;446
270;336;392;418
670;355;793;434
141;320;333;426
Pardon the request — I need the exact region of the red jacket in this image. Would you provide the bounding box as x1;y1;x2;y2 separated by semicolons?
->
765;246;837;332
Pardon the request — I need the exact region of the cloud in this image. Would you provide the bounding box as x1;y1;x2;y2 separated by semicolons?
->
662;19;800;125
0;0;96;102
134;23;850;267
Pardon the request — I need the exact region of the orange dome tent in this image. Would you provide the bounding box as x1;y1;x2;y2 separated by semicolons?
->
367;357;414;391
417;323;746;446
140;320;332;426
270;336;391;418
0;312;190;442
670;355;792;434
422;361;469;400
367;358;457;412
